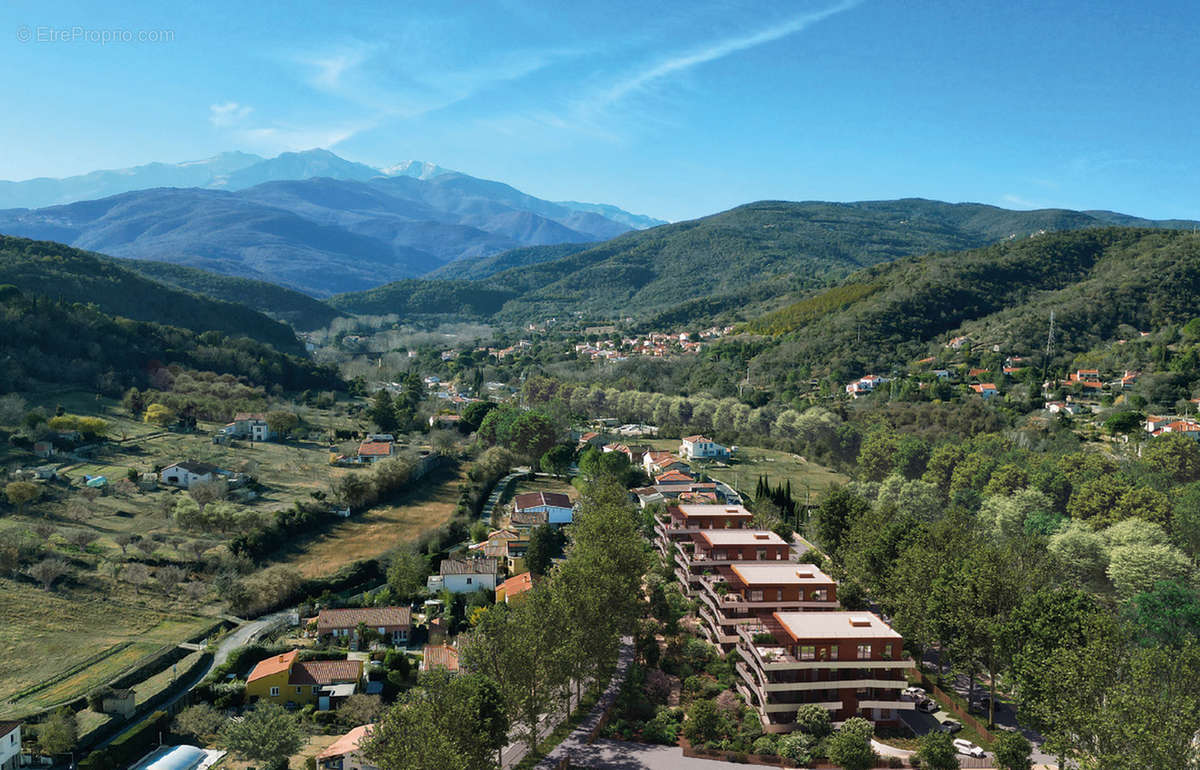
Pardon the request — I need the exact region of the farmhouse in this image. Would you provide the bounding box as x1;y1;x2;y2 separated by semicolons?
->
357;440;395;463
229;412;277;441
159;460;219;489
316;606;412;646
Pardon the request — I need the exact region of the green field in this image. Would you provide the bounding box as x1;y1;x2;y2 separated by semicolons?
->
642;439;847;503
0;578;213;718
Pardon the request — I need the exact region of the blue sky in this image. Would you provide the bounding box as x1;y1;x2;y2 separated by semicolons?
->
1;0;1197;222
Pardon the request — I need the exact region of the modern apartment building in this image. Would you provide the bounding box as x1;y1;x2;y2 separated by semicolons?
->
735;611;913;732
696;562;839;649
672;529;791;592
653;503;753;557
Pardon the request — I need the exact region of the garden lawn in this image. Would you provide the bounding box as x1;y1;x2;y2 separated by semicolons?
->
642;440;847;502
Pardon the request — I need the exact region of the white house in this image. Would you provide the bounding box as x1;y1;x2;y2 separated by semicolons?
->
427;558;499;594
0;722;19;770
679;435;730;461
512;491;574;525
160;460;219;489
229;413;277;442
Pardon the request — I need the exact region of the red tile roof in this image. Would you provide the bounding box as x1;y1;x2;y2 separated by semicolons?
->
357;440;393;456
513;491;572;510
498;571;536;601
290;658;363;686
318;724;373;760
247;650;299;682
422;644;459;672
656;470;695;483
317;606;411;634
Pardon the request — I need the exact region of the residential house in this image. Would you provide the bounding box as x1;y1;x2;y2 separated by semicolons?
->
512;491;574;525
246;650;363;710
680;435;731;461
427;558;499;594
317;724;379;770
946;335;971;349
32;440;57;459
643;451;689;476
970;383;999;399
0;722;19;770
1045;401;1083;415
510;509;548;532
967;368;991;380
317;607;412;646
421;644;460;673
1066;369;1104;390
932;369;951;380
736;611;912;732
673;529;792;592
357;440;394;463
845;375;887;396
1152;420;1200;440
632;486;666;508
159;460;219;489
229;412;277;442
577;432;604;450
496;571;537;603
655;469;696;488
428;414;461;429
697;563;838;649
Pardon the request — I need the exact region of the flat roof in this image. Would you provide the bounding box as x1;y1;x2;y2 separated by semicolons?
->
676;504;753;518
698;529;787;546
773;611;901;641
730;563;834;586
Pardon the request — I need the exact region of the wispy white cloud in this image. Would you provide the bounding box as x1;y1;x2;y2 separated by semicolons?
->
1002;193;1041;208
586;0;863;115
208;101;253;127
233;120;376;153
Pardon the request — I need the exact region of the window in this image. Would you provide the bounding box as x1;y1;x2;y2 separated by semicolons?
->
830;645;839;660
776;589;783;601
812;589;827;601
270;686;280;696
800;645;816;660
296;686;302;694
466;577;473;585
756;548;766;560
749;590;763;601
857;644;872;660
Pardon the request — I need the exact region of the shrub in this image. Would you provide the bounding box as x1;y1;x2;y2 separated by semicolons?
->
794;703;833;738
777;732;815;764
683;700;724;745
751;734;777;756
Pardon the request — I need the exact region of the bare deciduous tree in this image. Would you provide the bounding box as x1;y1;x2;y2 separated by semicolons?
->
65;529;99;549
121;562;150;593
134;538;158;557
188;479;228;507
27;558;71;590
181;581;209;602
156;565;187;594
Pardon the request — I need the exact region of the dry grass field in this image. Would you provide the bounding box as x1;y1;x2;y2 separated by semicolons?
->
286;464;469;578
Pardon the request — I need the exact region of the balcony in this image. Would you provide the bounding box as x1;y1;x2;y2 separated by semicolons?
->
736;623;916;672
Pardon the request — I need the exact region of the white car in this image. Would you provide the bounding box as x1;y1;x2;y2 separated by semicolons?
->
903;686;926;699
953;738;985;758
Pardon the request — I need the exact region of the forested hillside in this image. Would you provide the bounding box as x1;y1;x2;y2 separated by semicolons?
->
327;279;519;318
0;287;340;394
470;199;1195;323
425;242;592;281
0;236;305;352
115;257;343;330
744;227;1200;380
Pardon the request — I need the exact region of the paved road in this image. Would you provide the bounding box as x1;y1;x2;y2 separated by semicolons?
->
921;651;1056;767
531;636;635;770
540;739;758;770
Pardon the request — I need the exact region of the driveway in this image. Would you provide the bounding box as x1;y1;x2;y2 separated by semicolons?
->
543;740;759;770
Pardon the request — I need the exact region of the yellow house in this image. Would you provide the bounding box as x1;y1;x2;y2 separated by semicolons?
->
245;650;363;709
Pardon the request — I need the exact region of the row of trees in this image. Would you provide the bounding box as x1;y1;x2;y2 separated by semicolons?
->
363;478;648;767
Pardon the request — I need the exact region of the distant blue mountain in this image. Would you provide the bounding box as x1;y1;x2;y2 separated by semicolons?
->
0;149;665;295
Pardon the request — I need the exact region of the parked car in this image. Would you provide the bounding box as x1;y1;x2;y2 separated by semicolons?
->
903;686;926;699
953;738;986;758
916;698;939;713
940;719;963;733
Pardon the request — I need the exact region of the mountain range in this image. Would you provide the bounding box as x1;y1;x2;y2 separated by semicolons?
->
0;150;666;295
